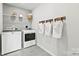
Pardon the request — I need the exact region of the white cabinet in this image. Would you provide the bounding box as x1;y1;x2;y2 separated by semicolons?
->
2;31;21;55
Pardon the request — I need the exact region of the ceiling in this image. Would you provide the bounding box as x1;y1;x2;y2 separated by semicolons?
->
6;3;41;10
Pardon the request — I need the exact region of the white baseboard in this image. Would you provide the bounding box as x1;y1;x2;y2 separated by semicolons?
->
68;48;79;54
37;44;56;56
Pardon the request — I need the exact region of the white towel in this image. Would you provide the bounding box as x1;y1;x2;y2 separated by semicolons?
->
53;21;63;38
45;22;51;36
38;23;44;34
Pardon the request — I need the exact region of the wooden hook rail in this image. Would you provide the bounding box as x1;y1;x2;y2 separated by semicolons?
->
39;19;53;23
39;16;66;23
54;16;66;22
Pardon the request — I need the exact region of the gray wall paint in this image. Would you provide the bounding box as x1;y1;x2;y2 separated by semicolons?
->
32;3;79;55
3;4;32;30
0;3;3;55
0;3;3;33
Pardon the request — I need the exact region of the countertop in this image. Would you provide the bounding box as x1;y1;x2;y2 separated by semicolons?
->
3;30;21;32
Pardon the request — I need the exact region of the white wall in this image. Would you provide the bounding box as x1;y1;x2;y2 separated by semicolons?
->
0;3;3;55
3;4;32;30
32;3;79;55
0;3;3;34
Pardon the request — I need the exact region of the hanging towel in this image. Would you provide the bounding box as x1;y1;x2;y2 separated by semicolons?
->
38;23;44;34
53;21;63;38
45;22;52;36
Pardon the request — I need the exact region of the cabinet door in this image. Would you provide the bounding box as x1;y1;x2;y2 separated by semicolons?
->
5;32;13;53
11;32;21;51
2;32;21;54
6;32;21;53
2;32;11;54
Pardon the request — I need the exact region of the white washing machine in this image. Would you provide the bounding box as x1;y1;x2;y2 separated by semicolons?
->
22;30;36;48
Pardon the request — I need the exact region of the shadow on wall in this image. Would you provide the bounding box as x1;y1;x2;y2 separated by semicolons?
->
57;22;68;56
0;34;2;55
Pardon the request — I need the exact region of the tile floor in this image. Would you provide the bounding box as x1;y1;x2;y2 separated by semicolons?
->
4;45;51;56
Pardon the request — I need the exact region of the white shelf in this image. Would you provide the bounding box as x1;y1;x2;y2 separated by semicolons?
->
3;14;16;17
3;14;27;19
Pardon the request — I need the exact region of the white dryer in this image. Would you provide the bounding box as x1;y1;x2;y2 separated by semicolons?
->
22;30;36;48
